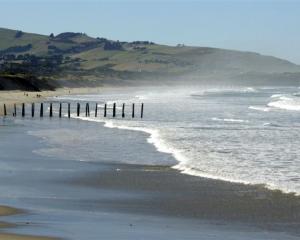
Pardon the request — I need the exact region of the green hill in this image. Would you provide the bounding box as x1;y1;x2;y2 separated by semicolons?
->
1;27;300;90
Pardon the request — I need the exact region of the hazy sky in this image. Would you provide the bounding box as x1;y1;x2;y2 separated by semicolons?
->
1;0;300;64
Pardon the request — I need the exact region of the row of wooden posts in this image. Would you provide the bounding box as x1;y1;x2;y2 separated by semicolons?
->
2;102;144;119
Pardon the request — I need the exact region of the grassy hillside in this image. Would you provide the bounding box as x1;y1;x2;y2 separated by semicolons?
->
0;27;300;90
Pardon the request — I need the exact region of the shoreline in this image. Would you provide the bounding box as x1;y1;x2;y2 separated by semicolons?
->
79;113;300;197
0;87;105;116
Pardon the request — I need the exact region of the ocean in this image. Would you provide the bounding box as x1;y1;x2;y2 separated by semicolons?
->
52;86;300;195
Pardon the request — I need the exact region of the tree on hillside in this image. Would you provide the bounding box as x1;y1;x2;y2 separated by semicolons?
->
15;31;23;38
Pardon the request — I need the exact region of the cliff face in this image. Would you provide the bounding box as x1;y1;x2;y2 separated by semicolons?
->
0;75;57;91
0;27;300;90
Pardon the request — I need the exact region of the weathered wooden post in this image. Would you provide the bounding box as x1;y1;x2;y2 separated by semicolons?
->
22;103;25;117
122;103;125;118
49;103;53;117
40;103;43;117
85;103;90;117
141;103;144;118
77;103;80;117
59;103;62;118
95;103;98;117
14;104;17;117
68;103;71;118
3;104;7;116
104;103;107;117
132;103;135;118
113;103;116;118
31;103;35;117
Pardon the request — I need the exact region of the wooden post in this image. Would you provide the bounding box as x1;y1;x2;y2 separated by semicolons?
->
77;103;80;117
31;103;35;117
122;103;125;118
141;103;144;118
59;103;62;118
14;104;16;117
132;103;135;118
49;103;53;117
68;103;71;118
3;104;7;116
22;103;25;117
86;103;90;117
113;103;116;118
104;103;107;117
40;103;43;117
95;103;98;117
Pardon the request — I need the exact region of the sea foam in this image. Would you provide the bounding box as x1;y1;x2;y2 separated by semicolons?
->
211;117;249;123
268;96;300;111
249;106;271;112
61;87;300;196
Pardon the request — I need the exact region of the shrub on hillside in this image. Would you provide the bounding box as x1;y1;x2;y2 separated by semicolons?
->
103;41;123;51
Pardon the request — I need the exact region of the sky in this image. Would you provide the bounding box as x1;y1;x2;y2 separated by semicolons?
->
1;0;300;64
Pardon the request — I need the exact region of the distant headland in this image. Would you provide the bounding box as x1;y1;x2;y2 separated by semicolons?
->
1;27;300;91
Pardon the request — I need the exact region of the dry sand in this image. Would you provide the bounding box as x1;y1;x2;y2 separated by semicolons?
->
0;233;58;240
0;87;104;116
0;206;21;217
0;205;59;240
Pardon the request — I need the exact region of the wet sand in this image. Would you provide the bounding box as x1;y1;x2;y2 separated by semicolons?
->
71;163;300;236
